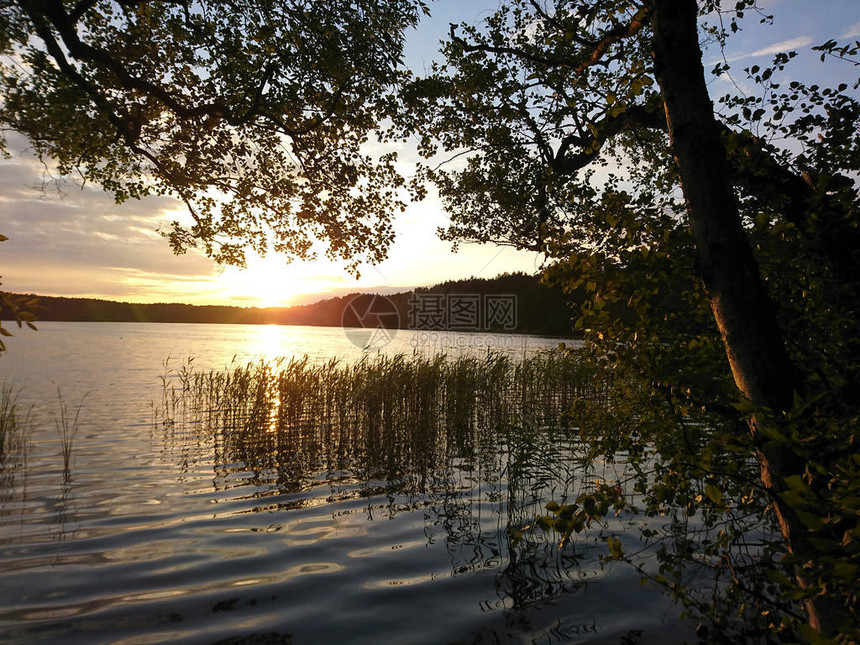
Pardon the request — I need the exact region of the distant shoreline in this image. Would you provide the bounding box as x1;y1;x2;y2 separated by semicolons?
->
1;273;580;338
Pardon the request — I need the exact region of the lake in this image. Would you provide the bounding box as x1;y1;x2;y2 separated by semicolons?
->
0;322;694;644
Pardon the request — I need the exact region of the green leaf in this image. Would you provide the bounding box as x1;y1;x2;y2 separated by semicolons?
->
799;624;835;645
764;568;791;587
794;510;826;531
704;484;723;505
607;536;624;559
832;561;859;580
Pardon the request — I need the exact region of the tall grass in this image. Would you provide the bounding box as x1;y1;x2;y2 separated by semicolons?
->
0;383;31;460
54;390;87;480
160;351;602;431
0;383;31;498
154;350;608;600
154;351;606;492
1;352;611;600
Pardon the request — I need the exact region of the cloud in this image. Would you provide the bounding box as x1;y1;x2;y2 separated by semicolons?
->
750;35;815;57
841;22;860;39
724;35;815;63
0;149;216;301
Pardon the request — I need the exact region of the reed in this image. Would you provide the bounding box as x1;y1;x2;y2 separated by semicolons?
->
0;383;32;500
159;351;598;430
0;383;31;461
152;351;614;601
155;351;606;488
54;389;87;479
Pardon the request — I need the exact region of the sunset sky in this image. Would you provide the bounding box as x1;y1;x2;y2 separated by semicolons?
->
1;0;857;308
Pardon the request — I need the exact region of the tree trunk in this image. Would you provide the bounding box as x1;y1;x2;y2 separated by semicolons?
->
649;0;835;635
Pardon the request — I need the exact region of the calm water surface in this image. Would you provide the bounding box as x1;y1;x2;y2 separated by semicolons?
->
0;323;692;644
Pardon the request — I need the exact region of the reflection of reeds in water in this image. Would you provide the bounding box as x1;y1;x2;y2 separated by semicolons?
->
155;352;611;607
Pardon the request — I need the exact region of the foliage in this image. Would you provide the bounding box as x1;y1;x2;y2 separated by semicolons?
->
397;0;671;254
0;235;37;355
398;0;859;641
0;0;428;269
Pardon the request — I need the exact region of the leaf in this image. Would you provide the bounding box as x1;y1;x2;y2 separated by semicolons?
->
784;475;817;503
799;624;835;645
607;536;624;559
704;484;724;505
764;568;791;587
832;561;859;580
794;510;826;531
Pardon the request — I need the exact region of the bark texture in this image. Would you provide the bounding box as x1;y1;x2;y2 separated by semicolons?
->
649;0;835;635
650;0;798;410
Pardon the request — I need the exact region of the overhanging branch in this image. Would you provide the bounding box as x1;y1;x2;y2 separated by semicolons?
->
18;0;303;135
450;4;652;76
552;103;666;174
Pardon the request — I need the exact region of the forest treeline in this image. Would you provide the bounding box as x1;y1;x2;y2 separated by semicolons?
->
2;272;579;337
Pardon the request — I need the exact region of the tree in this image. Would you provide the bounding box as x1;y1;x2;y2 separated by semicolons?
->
2;0;858;637
397;0;859;640
1;0;428;269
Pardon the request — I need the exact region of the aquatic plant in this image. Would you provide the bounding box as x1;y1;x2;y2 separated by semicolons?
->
154;351;604;522
155;352;601;471
54;389;87;480
0;383;31;502
154;350;608;607
0;383;30;459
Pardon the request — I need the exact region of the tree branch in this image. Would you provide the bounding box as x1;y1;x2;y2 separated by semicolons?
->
19;0;302;135
527;0;593;47
449;22;571;69
67;0;97;22
450;4;652;76
570;5;651;75
553;103;666;174
546;98;855;280
721;127;860;279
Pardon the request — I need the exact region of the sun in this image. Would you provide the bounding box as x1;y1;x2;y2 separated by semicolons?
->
213;254;299;307
213;252;352;308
